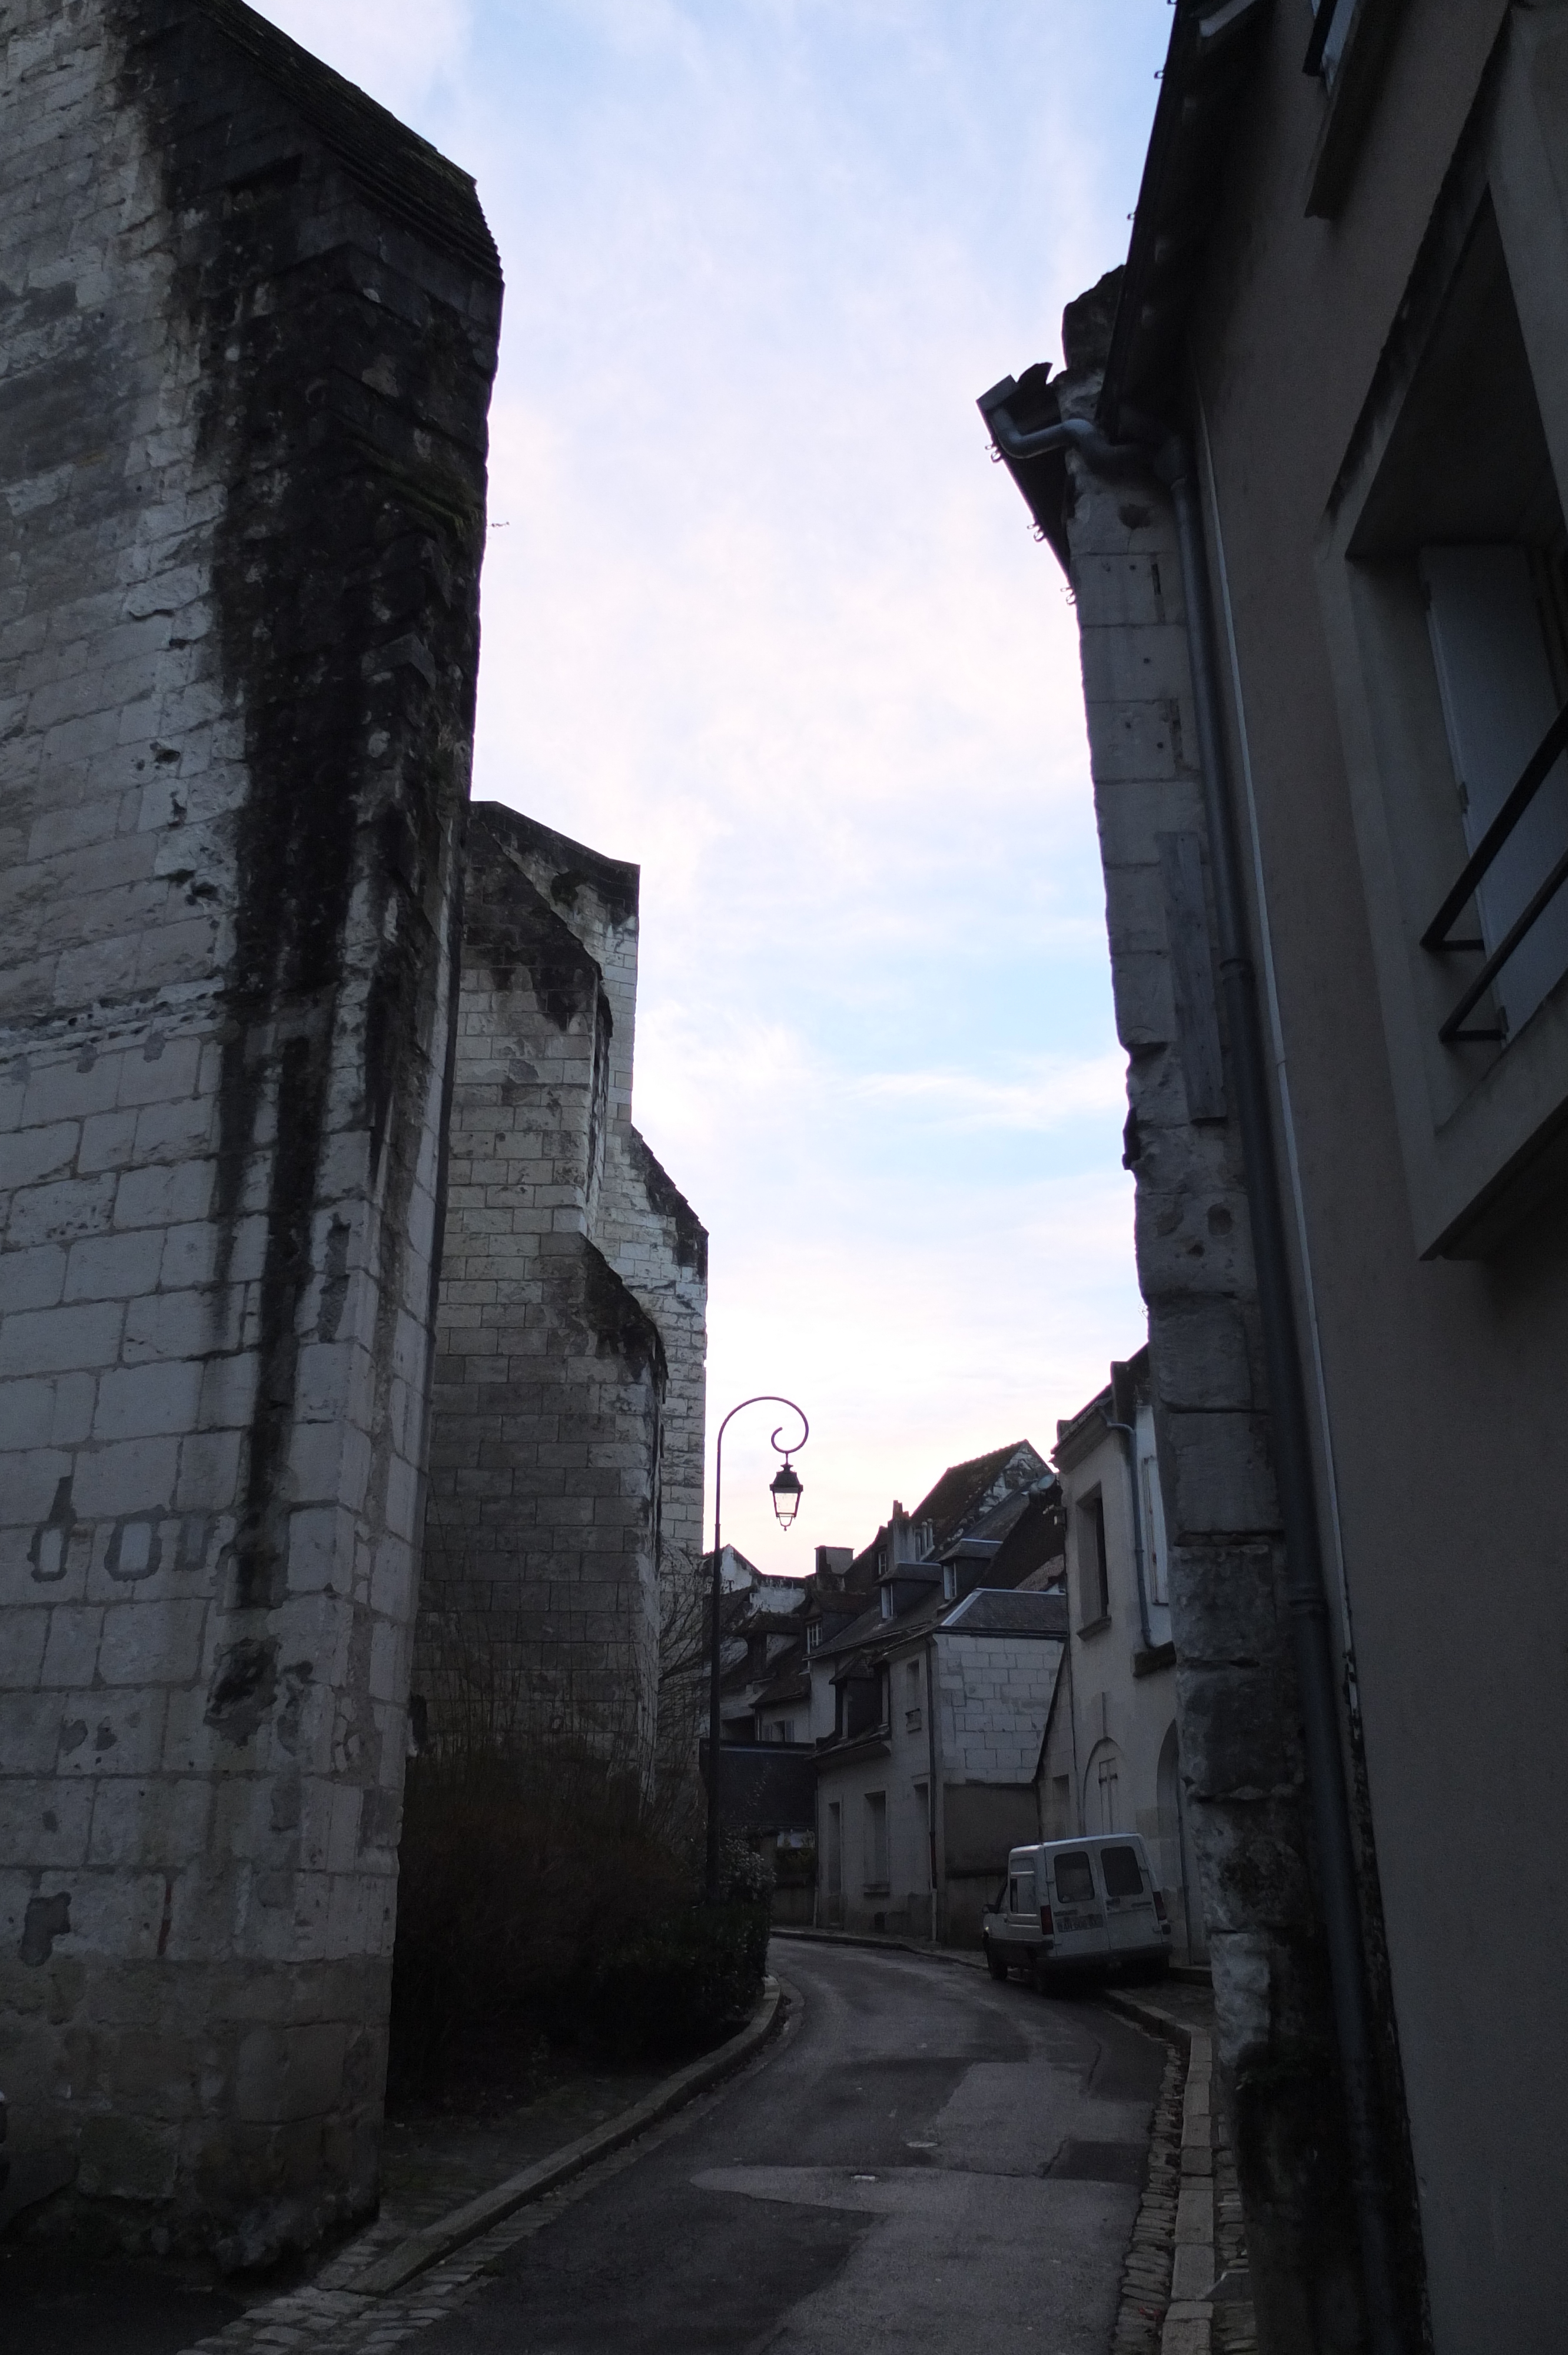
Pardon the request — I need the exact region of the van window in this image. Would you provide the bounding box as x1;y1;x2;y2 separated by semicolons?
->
1099;1844;1144;1899
1053;1852;1095;1904
1009;1870;1037;1914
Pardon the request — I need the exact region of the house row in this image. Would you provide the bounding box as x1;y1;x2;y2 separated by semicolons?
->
713;1391;1204;1958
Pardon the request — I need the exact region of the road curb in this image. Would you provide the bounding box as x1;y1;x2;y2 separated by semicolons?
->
350;1975;784;2298
1101;1986;1198;2055
770;1926;986;1970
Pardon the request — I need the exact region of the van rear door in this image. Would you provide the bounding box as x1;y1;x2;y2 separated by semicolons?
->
1045;1847;1108;1963
1098;1839;1160;1956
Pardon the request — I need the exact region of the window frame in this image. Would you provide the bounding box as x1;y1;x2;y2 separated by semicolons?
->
1313;18;1568;1256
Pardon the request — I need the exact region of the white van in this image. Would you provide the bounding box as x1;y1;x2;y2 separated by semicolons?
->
981;1833;1171;1984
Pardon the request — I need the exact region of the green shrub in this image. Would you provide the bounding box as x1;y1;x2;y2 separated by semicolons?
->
388;1753;770;2095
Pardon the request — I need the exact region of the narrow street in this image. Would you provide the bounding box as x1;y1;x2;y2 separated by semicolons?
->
416;1940;1166;2355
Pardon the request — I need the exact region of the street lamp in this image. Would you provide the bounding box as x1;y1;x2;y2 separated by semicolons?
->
706;1395;810;1901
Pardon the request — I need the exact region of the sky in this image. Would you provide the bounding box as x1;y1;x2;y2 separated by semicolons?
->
252;0;1172;1577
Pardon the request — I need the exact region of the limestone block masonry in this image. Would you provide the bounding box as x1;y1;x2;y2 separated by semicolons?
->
415;807;707;1785
1055;283;1363;2344
0;0;500;2261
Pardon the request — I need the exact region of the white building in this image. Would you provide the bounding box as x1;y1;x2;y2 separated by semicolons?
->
808;1447;1068;1943
1038;1349;1204;1960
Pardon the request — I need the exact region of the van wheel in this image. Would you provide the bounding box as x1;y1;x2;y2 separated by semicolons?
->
984;1939;1008;1982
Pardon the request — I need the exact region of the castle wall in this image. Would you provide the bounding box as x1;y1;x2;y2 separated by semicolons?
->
0;0;500;2260
497;817;709;1617
415;805;675;1776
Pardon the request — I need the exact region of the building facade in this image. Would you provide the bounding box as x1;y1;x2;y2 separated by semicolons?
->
809;1445;1067;1943
985;2;1568;2347
1038;1351;1205;1962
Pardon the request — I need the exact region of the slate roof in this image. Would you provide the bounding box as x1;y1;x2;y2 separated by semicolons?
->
911;1441;1047;1547
939;1588;1068;1638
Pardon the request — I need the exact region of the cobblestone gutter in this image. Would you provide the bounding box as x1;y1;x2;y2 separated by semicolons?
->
1109;1997;1258;2355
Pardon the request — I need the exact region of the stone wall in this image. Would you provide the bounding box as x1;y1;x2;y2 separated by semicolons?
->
0;0;500;2260
414;805;707;1786
1054;289;1364;2345
499;813;709;1619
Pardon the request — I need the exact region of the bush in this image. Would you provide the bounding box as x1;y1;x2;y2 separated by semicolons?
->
388;1752;770;2096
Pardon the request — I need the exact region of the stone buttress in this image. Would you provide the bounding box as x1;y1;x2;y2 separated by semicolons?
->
0;0;500;2259
1054;281;1366;2346
415;805;708;1785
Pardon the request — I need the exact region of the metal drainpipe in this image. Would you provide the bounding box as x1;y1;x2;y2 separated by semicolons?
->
982;399;1404;2355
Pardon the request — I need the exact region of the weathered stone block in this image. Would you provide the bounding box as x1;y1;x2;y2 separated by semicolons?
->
0;0;500;2262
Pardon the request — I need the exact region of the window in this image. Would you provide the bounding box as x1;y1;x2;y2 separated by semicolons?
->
903;1658;922;1733
1420;540;1568;1041
913;1782;931;1888
1307;0;1351;81
826;1802;842;1898
1078;1494;1109;1626
807;1620;821;1653
1317;37;1568;1256
879;1585;893;1620
863;1792;889;1890
1141;1454;1169;1607
1008;1869;1037;1916
1053;1852;1096;1905
942;1563;956;1601
1099;1845;1145;1899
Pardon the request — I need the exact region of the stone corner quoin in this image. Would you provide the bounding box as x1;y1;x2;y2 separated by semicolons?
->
0;0;503;2266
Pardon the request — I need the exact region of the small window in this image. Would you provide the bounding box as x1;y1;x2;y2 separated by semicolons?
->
1009;1869;1037;1915
807;1621;821;1653
1099;1844;1145;1899
942;1563;956;1601
1141;1454;1168;1607
1078;1494;1109;1624
1309;0;1351;81
879;1586;892;1620
864;1790;889;1888
1053;1851;1096;1904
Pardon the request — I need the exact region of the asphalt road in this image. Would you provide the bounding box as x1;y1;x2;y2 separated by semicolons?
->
417;1938;1166;2355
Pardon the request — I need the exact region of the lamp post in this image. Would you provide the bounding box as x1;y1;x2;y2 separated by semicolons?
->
706;1395;809;1901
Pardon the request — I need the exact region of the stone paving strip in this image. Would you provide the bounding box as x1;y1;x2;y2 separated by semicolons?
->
173;1981;783;2355
1104;1987;1257;2355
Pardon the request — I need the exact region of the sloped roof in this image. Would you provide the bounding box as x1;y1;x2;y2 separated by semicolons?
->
988;1492;1067;1589
912;1441;1047;1547
755;1669;810;1709
940;1587;1068;1638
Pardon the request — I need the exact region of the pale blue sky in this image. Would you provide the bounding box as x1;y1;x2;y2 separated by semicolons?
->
255;0;1171;1573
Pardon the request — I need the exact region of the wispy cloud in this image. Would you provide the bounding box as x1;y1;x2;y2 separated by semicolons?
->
248;0;1167;1560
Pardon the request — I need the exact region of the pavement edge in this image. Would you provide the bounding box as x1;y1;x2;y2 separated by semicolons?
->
350;1974;785;2298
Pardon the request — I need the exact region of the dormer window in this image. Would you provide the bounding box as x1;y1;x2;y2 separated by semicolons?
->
876;1547;888;1576
806;1621;821;1653
942;1564;957;1601
879;1586;892;1620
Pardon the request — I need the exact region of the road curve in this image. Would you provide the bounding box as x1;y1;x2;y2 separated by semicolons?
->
415;1937;1166;2355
